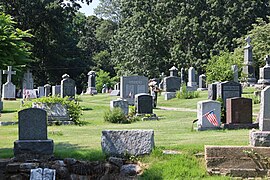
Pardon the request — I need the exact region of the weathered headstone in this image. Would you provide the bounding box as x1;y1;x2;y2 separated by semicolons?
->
86;71;97;94
44;84;51;97
197;100;221;131
52;85;61;96
61;74;75;98
198;74;207;91
22;69;34;89
208;82;219;100
217;81;242;108
135;93;153;114
101;130;154;157
32;103;70;122
243;36;256;85
38;86;45;97
0;70;2;110
232;65;238;83
250;86;270;146
257;55;270;85
13;108;54;161
30;168;56;180
226;97;252;124
187;67;197;90
120;76;148;105
110;99;129;115
2;66;16;100
163;66;181;92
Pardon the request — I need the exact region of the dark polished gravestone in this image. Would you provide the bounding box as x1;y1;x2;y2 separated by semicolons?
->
14;108;54;161
208;82;219;100
226;97;252;124
217;81;242;108
135;93;153;114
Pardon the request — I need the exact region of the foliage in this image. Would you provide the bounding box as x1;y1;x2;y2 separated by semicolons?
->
217;97;226;123
0;12;32;70
22;96;83;125
246;95;260;105
111;0;270;77
234;17;270;79
206;51;242;83
96;69;116;92
176;84;200;99
94;0;121;22
104;107;128;123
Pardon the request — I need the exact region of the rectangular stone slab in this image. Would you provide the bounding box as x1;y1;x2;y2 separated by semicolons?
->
205;145;270;170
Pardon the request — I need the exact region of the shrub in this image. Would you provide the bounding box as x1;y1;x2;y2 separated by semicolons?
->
22;96;83;125
176;84;200;99
104;108;128;123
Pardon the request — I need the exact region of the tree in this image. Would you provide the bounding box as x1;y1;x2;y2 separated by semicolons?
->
94;0;121;22
0;12;32;69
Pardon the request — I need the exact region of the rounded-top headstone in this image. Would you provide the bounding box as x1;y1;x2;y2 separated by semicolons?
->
62;74;70;79
169;66;178;77
18;108;48;140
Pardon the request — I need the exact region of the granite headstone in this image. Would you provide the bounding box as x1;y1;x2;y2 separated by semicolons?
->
135;93;153;114
61;74;75;98
2;66;16;100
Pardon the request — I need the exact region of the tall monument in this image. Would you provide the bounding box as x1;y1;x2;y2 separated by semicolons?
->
243;36;256;85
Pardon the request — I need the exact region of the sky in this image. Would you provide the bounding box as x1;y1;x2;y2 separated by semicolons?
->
79;0;100;16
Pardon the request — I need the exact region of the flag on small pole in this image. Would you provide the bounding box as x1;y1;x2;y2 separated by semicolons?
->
202;109;219;126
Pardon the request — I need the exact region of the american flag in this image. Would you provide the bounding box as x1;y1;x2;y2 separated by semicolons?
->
202;110;219;126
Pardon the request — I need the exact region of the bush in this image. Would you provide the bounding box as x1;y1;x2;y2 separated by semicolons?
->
22;96;83;125
104;108;128;123
176;84;200;99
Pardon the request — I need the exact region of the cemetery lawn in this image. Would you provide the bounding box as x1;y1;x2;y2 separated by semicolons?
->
0;88;259;179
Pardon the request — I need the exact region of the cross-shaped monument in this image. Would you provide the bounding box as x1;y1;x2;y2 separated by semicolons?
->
3;66;16;82
2;66;16;100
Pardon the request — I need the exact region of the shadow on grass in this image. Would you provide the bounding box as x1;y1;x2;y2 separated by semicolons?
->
82;107;93;111
54;142;105;161
0;148;14;158
2;109;17;113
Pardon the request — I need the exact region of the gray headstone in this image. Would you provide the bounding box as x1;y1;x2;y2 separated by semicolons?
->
120;76;148;105
18;108;47;140
0;70;2;110
52;85;61;96
198;74;207;90
86;71;97;94
110;90;120;96
258;55;270;85
164;92;176;100
217;81;242;108
197;100;221;130
169;66;178;77
243;36;256;84
2;66;16;100
61;74;75;98
180;68;185;84
135;93;153;114
22;69;34;89
44;84;51;97
32;103;70;121
259;86;270;131
110;99;129;115
208;82;219;100
163;76;181;92
232;65;238;83
187;67;197;87
38;86;45;97
101;130;155;157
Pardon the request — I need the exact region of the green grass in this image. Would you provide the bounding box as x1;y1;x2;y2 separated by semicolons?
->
0;88;260;179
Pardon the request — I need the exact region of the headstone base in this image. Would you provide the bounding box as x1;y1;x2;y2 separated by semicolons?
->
250;130;270;147
136;113;158;121
86;87;97;94
186;86;197;92
257;79;270;85
246;78;257;85
197;88;208;91
223;123;258;130
197;126;222;131
3;98;16;100
164;92;176;100
14;140;54;161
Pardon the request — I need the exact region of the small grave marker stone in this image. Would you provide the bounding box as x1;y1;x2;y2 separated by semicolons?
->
135;93;153;114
